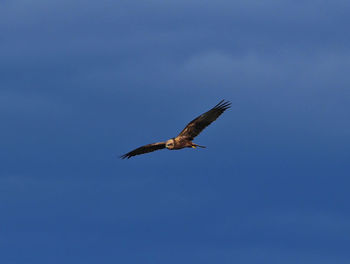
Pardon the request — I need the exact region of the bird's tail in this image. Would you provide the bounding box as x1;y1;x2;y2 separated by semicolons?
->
193;143;206;148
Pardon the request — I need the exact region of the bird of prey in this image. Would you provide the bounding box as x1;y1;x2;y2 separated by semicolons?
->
121;99;231;159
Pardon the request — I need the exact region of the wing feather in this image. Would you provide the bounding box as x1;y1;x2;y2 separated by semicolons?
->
120;141;166;159
177;100;231;140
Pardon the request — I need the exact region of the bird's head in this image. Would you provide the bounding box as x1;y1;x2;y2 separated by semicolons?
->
165;139;175;149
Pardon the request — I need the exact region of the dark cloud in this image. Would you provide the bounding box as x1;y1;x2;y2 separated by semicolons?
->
1;1;350;263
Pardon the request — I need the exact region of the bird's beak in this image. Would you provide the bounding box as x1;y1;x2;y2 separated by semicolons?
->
192;146;196;149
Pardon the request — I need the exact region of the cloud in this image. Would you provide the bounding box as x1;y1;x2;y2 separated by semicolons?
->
181;50;350;87
1;0;349;68
0;91;71;117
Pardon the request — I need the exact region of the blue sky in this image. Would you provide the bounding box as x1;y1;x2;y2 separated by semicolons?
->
1;0;350;263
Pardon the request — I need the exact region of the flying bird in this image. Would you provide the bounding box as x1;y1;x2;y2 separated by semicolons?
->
121;99;231;159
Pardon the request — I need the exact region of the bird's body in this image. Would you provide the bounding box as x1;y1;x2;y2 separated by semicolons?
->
121;100;231;159
165;137;205;150
165;137;191;150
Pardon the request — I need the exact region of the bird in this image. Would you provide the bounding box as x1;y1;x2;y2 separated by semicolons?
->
120;99;231;159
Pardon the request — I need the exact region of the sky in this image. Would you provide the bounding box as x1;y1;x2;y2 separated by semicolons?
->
1;0;350;263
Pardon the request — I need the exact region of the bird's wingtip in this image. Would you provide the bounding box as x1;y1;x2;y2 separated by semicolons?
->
120;154;128;159
215;99;231;109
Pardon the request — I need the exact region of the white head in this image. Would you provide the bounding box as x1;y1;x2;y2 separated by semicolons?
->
165;139;175;149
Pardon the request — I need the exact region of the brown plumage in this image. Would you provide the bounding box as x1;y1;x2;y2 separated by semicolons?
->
120;99;231;159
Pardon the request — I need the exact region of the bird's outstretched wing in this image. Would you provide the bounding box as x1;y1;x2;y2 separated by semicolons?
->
177;100;231;140
120;142;166;159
